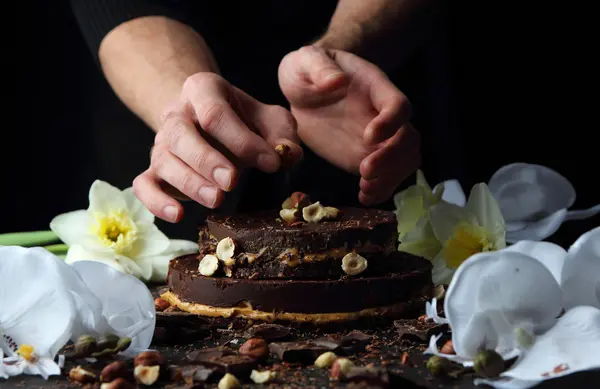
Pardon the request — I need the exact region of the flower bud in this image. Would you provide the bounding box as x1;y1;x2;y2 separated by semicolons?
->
97;333;120;351
74;334;98;357
115;337;131;352
425;355;451;376
474;349;505;378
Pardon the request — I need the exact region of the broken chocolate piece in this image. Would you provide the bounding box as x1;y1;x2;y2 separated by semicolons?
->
393;319;448;342
244;323;292;341
313;330;373;354
169;364;219;385
185;347;257;377
343;366;390;388
269;341;333;364
186;347;235;362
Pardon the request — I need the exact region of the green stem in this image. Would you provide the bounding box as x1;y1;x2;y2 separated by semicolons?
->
43;244;69;254
0;230;60;247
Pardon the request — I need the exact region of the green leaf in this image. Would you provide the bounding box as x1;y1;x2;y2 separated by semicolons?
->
43;243;69;254
0;230;60;247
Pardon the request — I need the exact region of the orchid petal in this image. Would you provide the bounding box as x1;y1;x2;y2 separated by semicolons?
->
503;241;567;284
429;202;474;242
561;226;600;310
439;179;467;206
71;261;156;355
565;204;600;221
122;188;154;225
425;298;449;324
474;376;540;389
21;357;61;380
466;183;506;239
146;239;198;282
501;306;600;382
444;250;563;360
89;180;127;214
505;209;567;243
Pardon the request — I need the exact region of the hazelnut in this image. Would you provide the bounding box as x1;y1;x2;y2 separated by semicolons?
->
100;378;136;389
218;372;241;389
239;338;269;360
314;351;337;368
134;351;167;368
69;365;97;383
281;196;293;210
198;254;220;276
330;358;355;380
302;201;327;223
440;340;455;355
323;206;341;220
100;360;128;382
216;237;236;266
134;365;160;386
250;369;277;384
290;192;311;210
275;144;294;170
154;297;170;312
279;208;300;223
341;252;368;276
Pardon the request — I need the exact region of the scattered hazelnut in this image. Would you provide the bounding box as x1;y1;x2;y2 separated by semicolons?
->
440;340;455;355
154;297;170;312
100;378;136;389
216;237;236;266
134;351;167;368
314;351;337;368
290;192;311;210
134;365;160;386
275;144;295;170
69;365;97;383
100;360;128;382
198;254;220;276
474;349;505;378
281;197;293;210
323;206;341;220
302;201;327;223
239;338;269;360
250;369;277;384
330;358;355;380
341;252;368;276
218;372;241;389
279;208;299;223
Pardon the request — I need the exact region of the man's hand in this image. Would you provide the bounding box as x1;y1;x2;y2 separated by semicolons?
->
133;72;303;222
278;45;421;206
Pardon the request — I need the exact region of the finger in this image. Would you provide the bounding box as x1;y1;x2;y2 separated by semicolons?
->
363;80;412;145
298;45;348;90
132;170;183;223
359;176;399;206
151;145;224;209
181;75;281;173
359;124;421;180
157;112;239;192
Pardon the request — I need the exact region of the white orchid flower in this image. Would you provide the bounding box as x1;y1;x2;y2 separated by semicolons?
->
561;226;600;310
488;163;600;243
475;306;600;389
0;247;77;379
425;249;563;366
425;183;506;285
50;180;197;282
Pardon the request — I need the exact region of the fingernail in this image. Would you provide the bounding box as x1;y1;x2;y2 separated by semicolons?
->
325;71;345;81
163;205;178;222
213;167;232;190
198;186;218;207
258;153;279;172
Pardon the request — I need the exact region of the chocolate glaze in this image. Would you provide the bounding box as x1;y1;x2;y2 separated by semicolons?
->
167;254;432;314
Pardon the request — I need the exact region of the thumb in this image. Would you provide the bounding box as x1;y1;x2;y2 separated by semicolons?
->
299;45;347;90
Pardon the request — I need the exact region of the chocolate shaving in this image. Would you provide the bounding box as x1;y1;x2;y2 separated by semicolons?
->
268;341;333;364
393;319;448;342
313;330;373;354
244;323;292;341
185;347;257;376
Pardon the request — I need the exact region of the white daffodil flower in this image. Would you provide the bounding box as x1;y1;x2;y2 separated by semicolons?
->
50;180;197;282
425;249;563;366
426;183;506;285
489;163;600;243
475;306;600;389
0;247;77;379
561;226;600;310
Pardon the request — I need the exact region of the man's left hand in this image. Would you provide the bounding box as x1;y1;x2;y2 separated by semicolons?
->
278;45;421;205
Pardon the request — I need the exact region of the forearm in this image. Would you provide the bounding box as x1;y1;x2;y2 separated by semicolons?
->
98;16;219;131
316;0;441;69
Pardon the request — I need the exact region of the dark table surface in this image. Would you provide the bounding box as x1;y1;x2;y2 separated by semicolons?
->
2;217;598;389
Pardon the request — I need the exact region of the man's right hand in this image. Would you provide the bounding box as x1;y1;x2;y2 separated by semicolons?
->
132;72;303;223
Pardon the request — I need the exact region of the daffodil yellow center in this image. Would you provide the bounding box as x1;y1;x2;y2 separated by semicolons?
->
444;223;496;269
17;344;36;361
91;210;137;254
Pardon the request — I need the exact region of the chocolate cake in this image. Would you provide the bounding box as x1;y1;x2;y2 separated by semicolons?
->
162;193;433;327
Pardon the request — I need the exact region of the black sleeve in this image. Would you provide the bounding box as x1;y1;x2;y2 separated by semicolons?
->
70;0;195;59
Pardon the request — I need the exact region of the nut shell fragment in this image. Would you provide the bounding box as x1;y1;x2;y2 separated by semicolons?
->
134;365;160;386
216;237;236;266
198;254;220;276
279;208;299;223
341;252;368;276
302;201;327;223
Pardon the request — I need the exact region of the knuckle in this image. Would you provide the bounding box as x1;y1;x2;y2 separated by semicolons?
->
190;149;212;172
230;135;251;158
183;72;222;94
197;101;226;132
179;171;199;196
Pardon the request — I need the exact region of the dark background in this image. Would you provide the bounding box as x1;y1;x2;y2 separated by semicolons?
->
6;1;598;240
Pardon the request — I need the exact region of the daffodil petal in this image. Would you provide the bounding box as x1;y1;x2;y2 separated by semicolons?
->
438;179;466;206
444;250;562;360
147;239;198;282
64;244;126;273
466;183;506;240
394;185;428;239
89;180;127;214
71;261;156;355
430;202;473;242
430;252;455;285
500;306;600;382
49;210;91;246
503;241;567;284
416;169;432;193
561;226;600;310
505;209;567;243
133;224;170;257
122;187;154;225
398;218;442;260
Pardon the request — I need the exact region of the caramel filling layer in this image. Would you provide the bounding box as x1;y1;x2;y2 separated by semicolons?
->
161;290;418;324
